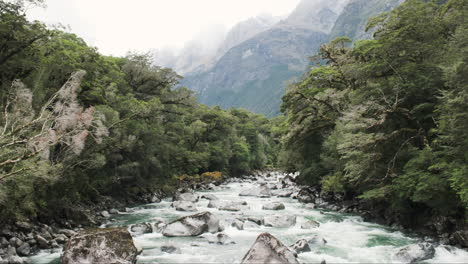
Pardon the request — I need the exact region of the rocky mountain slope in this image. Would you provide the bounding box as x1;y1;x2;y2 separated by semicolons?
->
179;0;405;117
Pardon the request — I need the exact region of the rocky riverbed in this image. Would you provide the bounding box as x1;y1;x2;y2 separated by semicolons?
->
18;172;468;263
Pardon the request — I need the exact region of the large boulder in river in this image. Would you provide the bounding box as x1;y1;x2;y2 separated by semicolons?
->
262;202;285;210
393;243;435;263
239;184;272;197
297;188;315;203
162;212;220;237
173;190;199;202
241;233;299;264
61;228;138;264
172;201;197;212
263;215;296;228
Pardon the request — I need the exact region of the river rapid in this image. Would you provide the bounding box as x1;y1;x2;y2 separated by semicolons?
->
29;172;468;263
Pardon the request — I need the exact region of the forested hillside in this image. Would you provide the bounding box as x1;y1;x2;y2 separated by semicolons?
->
280;0;467;231
0;0;278;222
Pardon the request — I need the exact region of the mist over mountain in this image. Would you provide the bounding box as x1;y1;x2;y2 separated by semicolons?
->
170;0;405;117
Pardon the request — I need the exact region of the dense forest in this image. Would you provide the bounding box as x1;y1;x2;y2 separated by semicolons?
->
0;0;467;239
279;0;467;229
0;0;279;222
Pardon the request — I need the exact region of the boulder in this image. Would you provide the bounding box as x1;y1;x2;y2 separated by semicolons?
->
205;233;235;245
263;215;296;228
277;190;294;198
241;233;299;264
308;235;327;246
297;188;315;204
129;223;153;235
173;190;198;202
201;194;219;200
247;217;263;225
301;220;320;229
15;222;33;233
394;243;435;263
281;175;296;186
35;234;49;249
16;243;30;257
161;244;181;254
9;237;23;248
449;230;468;248
208;200;247;211
173;201;197;212
100;211;110;218
290;239;311;254
61;228;139;264
109;209;119;214
59;229;78;238
305;203;316;209
6;256;26;264
162;212;220;237
221;218;244;230
262;202;285;210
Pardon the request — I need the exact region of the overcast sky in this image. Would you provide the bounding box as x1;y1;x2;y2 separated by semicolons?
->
27;0;300;57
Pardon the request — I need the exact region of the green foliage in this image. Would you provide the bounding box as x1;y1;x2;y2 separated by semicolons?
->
0;0;278;222
281;0;468;221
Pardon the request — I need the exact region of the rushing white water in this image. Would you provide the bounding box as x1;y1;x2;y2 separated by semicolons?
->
29;172;468;264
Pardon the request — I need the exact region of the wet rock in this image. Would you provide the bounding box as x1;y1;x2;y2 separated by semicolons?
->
281;176;296;187
173;190;199;203
208;200;247;211
161;244;181;254
162;212;220;237
35;235;49;249
449;230;468;248
100;211;110;218
290;239;311;254
173;201;197;212
61;227;139;264
16;243;30;256
219;203;243;212
263;215;296;228
297;188;315;203
109;209;119;214
0;237;8;247
222;218;244;230
241;232;299;264
262;202;285;210
308;235;327;246
6;256;26;264
150;194;161;203
9;237;23;248
206;233;235;245
394;243;435;263
201;194;219;200
55;234;68;244
305;203;316;209
129;223;153;235
59;229;78;238
301;220;320;229
277;190;294;198
247;217;263;226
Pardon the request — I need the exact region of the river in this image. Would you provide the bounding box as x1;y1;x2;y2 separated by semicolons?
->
28;172;468;263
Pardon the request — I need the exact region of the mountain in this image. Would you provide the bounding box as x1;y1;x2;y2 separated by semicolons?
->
154;15;281;75
329;0;406;41
179;0;405;117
